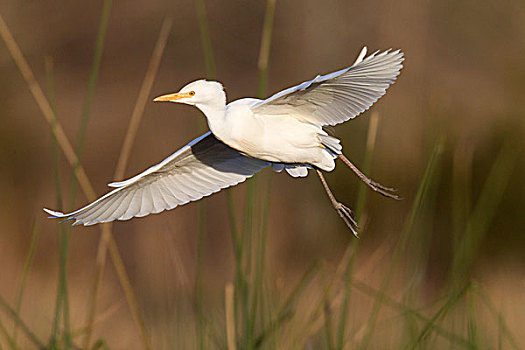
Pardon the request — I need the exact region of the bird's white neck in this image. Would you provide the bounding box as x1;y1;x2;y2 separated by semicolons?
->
195;97;227;139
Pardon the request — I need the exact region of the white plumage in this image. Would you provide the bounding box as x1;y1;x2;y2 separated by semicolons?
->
44;46;404;234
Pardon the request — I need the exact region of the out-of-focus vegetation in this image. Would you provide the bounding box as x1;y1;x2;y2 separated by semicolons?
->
0;0;524;349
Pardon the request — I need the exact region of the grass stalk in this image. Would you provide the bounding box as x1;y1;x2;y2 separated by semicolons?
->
12;221;40;346
0;11;151;350
0;318;17;350
42;54;72;348
335;112;380;349
245;2;278;347
196;202;207;350
0;295;45;349
409;284;469;349
255;261;321;348
354;112;380;220
194;1;216;346
466;289;480;348
473;283;520;350
83;18;171;350
450;140;517;287
256;0;277;97
352;280;473;348
114;18;173;180
45;56;64;212
195;0;216;80
0;13;96;200
55;2;112;347
225;283;237;350
67;0;112;209
358;136;445;350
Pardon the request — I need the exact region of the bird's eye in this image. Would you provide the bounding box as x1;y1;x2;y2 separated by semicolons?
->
189;91;195;96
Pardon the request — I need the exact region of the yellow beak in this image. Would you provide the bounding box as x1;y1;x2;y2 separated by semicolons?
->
153;92;192;102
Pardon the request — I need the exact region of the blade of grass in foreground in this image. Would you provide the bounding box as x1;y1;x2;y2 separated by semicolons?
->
450;140;517;287
83;17;171;350
0;10;152;350
409;283;470;349
54;1;112;346
0;294;45;349
12;221;40;347
67;0;112;209
247;1;277;348
255;261;321;348
335;112;380;350
351;280;473;348
473;283;520;350
0;319;17;350
0;14;95;200
42;54;72;348
358;136;445;350
195;0;216;80
194;0;215;347
45;56;64;213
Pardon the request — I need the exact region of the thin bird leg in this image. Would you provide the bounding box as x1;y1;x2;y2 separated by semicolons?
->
337;154;400;200
316;170;359;237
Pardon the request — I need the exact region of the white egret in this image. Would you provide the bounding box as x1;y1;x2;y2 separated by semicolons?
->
44;46;404;236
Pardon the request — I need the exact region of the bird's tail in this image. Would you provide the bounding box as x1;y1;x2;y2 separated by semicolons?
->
320;134;342;155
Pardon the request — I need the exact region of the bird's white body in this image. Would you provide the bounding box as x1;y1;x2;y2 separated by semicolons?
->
206;98;335;170
44;46;404;229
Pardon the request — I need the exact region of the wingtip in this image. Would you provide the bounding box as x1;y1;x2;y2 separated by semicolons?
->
352;46;368;66
43;207;66;218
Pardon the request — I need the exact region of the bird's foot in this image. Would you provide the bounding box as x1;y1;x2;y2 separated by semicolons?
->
337;154;401;200
333;201;359;238
364;178;401;200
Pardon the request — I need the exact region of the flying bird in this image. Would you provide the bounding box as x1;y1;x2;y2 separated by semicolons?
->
44;46;404;236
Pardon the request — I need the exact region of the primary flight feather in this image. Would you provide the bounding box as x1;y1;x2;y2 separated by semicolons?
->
44;46;404;235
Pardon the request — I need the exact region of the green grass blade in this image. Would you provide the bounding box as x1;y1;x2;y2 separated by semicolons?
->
473;283;520;350
352;280;472;348
42;55;70;348
53;2;112;347
12;221;40;346
0;295;45;349
195;0;216;80
45;57;63;212
409;284;469;349
466;289;481;349
194;1;216;348
67;0;112;209
335;112;380;350
246;2;277;347
196;201;207;350
255;261;321;348
451;140;518;287
256;0;276;97
0;318;17;350
354;112;380;221
359;136;445;350
83;18;171;350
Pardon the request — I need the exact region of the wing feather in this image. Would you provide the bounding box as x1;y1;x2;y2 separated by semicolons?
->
44;132;269;226
252;47;404;126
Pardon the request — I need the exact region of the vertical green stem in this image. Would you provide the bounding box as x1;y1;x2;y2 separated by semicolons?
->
195;0;216;80
245;1;277;347
196;202;207;350
335;113;379;349
194;1;215;347
359;137;445;350
67;0;112;210
12;221;40;347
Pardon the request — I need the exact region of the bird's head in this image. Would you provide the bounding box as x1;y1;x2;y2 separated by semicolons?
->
153;80;225;107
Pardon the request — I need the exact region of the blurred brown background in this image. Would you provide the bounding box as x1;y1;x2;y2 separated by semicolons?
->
1;0;524;349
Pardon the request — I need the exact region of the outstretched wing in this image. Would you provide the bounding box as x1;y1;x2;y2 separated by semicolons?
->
251;47;404;126
44;132;269;226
